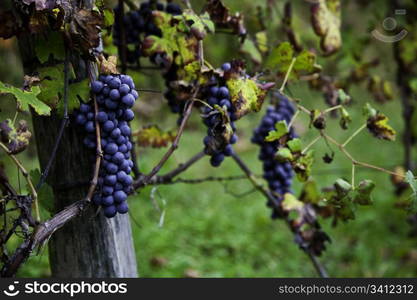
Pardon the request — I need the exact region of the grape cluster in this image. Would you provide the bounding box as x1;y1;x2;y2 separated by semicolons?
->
113;1;182;64
202;63;238;167
74;74;138;218
252;93;296;218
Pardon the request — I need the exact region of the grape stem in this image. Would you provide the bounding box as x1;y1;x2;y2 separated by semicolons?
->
291;97;408;180
85;61;103;202
280;57;296;93
230;152;329;278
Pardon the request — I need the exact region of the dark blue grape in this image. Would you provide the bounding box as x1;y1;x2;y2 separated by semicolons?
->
116;202;129;214
91;81;104;93
74;73;137;218
252;92;296;214
114;190;127;203
104;205;117;218
96;111;108;123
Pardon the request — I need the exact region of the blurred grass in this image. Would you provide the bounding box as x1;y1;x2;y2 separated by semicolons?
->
0;0;416;278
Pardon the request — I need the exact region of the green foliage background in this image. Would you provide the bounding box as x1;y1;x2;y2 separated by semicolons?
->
1;0;417;277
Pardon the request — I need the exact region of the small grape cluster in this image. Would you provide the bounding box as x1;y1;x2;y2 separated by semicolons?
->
113;1;182;64
74;74;138;218
252;93;296;218
202;63;238;167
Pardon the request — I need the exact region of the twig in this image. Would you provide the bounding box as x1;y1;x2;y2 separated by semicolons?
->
280;57;296;93
0;143;39;223
133;150;205;189
141;89;199;185
0;199;89;277
231;152;329;278
301;135;321;155
157;151;205;183
306;251;329;278
322;133;403;178
170;174;249;184
137;89;163;94
36;48;70;191
323;105;342;115
130;141;141;180
341;123;366;148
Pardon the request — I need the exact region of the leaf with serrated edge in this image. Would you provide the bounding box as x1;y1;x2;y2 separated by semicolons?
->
0;82;50;115
265;121;288;142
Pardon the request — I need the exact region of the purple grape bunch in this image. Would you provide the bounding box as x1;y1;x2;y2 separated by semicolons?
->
202;63;238;167
113;1;182;64
252;93;296;219
74;74;138;218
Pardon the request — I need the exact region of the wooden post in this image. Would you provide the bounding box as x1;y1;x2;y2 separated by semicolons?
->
15;0;138;278
32;115;138;278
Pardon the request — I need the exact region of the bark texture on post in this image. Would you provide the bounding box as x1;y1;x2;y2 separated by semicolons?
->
15;0;138;277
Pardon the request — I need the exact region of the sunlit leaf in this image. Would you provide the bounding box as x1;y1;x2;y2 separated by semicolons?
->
0;82;50;116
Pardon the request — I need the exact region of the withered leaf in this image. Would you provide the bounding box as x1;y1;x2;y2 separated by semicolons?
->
204;0;247;38
69;9;102;54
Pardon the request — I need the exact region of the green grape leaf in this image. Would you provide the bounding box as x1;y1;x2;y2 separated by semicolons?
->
0;81;50;115
37;65;90;113
226;75;272;119
102;8;115;27
255;31;268;54
34;31;65;64
265;42;321;79
282;193;304;211
288;138;302;153
180;11;215;39
143;11;202;67
311;0;342;55
299;180;321;205
265;121;288;142
275;147;293;162
353;179;375;205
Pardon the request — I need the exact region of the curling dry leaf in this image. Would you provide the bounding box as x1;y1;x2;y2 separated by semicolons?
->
204;0;247;37
135;125;176;148
69;9;102;54
311;0;342;55
366;113;396;141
